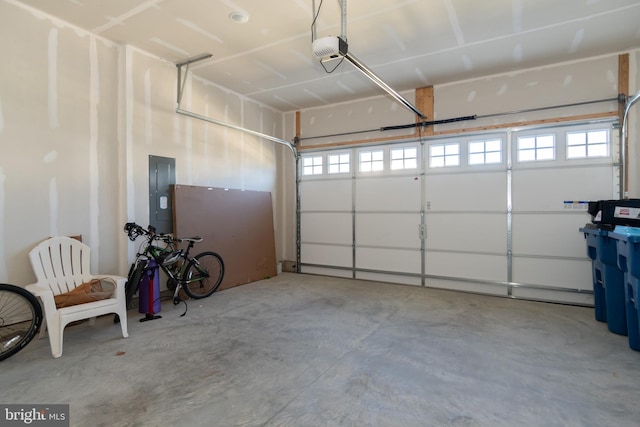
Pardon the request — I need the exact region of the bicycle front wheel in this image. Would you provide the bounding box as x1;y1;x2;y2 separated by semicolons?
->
0;284;42;362
182;252;224;299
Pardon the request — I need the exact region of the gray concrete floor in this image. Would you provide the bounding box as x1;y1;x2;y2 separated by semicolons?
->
1;273;639;427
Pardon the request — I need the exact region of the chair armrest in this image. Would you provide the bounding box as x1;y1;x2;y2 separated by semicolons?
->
25;283;53;298
25;283;58;314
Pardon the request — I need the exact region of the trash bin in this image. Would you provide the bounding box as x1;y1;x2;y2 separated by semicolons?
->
580;226;607;322
139;259;161;315
610;226;640;351
580;224;627;335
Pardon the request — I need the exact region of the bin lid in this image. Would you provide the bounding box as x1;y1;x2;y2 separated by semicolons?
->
610;225;640;241
579;223;609;235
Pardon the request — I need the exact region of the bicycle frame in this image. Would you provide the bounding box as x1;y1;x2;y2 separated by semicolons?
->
126;223;210;305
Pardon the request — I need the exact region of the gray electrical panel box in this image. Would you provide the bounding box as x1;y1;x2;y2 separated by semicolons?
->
149;155;176;234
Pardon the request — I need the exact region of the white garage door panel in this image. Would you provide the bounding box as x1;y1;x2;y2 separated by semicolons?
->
512;287;594;305
356;271;422;286
512;213;591;257
425;213;507;254
301;213;352;245
512;258;592;290
425;252;507;282
301;265;353;278
425;172;507;211
301;243;352;267
426;277;505;296
300;180;352;211
356;213;421;249
356;247;421;274
512;167;613;211
356;177;421;212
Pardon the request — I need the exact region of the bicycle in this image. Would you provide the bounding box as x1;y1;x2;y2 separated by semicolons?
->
123;222;224;313
0;283;43;361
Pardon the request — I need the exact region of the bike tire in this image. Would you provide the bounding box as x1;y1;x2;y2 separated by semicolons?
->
125;261;146;310
0;283;43;362
182;251;224;299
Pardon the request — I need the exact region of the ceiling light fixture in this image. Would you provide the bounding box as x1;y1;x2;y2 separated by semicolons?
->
228;11;249;24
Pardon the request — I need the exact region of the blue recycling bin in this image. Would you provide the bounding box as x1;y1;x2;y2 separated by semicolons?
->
139;259;161;315
610;226;640;351
580;226;607;322
580;226;627;335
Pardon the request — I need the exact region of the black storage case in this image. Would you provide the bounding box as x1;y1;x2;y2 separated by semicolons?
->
588;199;640;227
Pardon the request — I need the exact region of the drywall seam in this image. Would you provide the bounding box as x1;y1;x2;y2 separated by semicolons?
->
125;46;135;222
204;103;211;185
240;99;245;190
0;96;4;132
6;0;117;48
190;73;282;115
144;69;152;145
48;28;58;129
89;36;100;265
124;45;137;265
185;72;193;184
49;178;58;236
437;49;637;89
117;44;128;274
91;0;163;34
0;168;6;282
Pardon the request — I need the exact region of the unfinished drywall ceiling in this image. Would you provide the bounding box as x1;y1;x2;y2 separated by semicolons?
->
13;0;640;112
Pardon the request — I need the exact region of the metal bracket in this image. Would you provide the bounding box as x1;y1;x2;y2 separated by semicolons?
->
418;224;426;240
176;53;213;107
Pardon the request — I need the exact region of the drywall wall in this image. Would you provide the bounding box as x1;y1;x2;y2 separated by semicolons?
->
0;2;283;285
123;46;281;274
0;2;120;283
432;55;619;132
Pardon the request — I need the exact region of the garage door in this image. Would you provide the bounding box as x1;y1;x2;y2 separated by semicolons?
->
299;120;618;305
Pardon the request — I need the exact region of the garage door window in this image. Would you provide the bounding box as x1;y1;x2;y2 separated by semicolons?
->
469;139;502;165
566;129;609;159
360;150;384;172
302;155;323;175
391;147;418;170
328;153;351;174
429;143;460;168
517;135;555;162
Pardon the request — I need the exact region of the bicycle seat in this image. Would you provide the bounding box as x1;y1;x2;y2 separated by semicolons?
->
177;236;203;243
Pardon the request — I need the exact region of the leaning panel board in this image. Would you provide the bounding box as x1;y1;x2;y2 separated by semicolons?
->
172;185;277;290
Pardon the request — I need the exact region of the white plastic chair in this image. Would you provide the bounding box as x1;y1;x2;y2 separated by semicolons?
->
26;236;128;358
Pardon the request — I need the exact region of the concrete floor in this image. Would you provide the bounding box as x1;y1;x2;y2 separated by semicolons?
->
1;273;639;427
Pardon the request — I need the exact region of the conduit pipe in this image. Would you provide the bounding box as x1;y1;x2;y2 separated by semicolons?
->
621;90;640;198
174;54;296;156
175;108;296;155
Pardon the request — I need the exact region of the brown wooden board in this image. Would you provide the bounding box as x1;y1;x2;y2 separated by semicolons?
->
172;185;277;291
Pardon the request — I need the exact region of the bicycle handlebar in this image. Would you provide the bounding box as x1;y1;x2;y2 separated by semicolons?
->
124;222;175;243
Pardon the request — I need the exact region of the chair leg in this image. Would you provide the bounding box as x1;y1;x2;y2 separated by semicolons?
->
118;310;129;338
48;319;64;358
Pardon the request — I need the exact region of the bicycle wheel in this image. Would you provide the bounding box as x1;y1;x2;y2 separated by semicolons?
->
182;251;224;299
0;284;42;362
